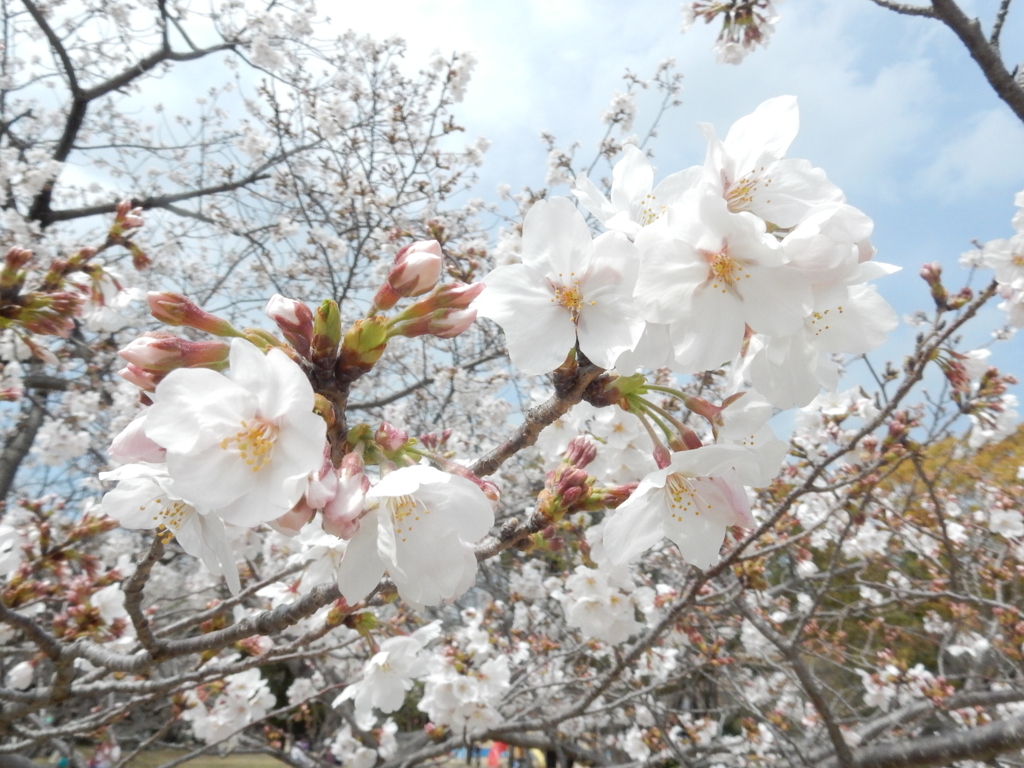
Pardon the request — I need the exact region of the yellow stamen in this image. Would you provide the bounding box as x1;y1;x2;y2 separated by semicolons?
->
219;419;278;472
707;251;751;293
665;473;702;521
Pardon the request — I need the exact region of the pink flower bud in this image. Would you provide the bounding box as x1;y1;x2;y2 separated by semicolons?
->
429;308;476;338
118;333;230;372
3;247;32;271
147;292;241;337
555;467;589;497
653;444;671;469
322;467;369;540
596;482;638;508
305;446;340;510
117;363;160;392
561;486;583;506
374;422;408;452
920;262;942;285
564;435;597;468
389;240;443;297
398;281;484;320
266;294;315;357
388;308;477;340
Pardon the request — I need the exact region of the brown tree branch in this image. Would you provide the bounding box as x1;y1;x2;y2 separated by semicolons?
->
0;396;47;503
929;0;1024;123
844;712;1024;768
867;0;936;16
468;362;604;478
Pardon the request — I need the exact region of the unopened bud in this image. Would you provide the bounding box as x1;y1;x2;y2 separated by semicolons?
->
266;294;315;357
322;463;369;540
430;308;476;338
920;262;950;310
111;200;144;236
375;422;409;452
118;333;230;372
147;292;243;337
564;435;597;468
554;467;589;499
561;485;584;506
653;444;672;469
337;316;389;382
389;307;477;340
305;450;340;510
948;286;973;310
592;482;638;509
118;363;160;392
1;248;32;293
310;299;343;366
391;241;443;295
129;242;150;271
919;262;942;285
396;281;485;320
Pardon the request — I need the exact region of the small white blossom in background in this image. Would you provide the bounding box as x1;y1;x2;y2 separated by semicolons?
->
181;668;276;744
0;523;25;577
682;0;780;64
6;660;33;690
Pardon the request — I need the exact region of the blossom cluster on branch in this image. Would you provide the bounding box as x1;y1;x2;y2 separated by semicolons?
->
2;1;1024;767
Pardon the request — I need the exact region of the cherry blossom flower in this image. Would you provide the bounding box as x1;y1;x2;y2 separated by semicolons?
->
182;668;276;744
748;282;899;408
982;233;1024;290
633;192;811;373
333;465;494;606
6;660;33;690
0;522;25;577
417;654;510;735
715;391;789;486
100;463;241;594
142;338;326;527
333;622;440;727
701;95;843;229
603;445;759;569
474;197;644;374
573;144;701;239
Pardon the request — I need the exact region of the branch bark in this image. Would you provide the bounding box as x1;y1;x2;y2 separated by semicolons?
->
0;396;46;504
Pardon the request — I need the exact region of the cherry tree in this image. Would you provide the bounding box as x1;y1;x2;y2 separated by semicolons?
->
1;1;1024;768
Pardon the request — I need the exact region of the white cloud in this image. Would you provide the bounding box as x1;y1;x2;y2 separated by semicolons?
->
919;108;1024;200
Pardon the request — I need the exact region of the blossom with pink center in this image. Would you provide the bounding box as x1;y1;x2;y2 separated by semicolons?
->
633;192;811;373
333;465;493;607
474;197;644;374
142;338;326;527
602;445;759;569
100;463;240;593
701;95;843;229
573;144;701;239
982;232;1024;290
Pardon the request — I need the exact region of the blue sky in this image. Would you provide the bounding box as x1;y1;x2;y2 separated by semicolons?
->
339;0;1024;388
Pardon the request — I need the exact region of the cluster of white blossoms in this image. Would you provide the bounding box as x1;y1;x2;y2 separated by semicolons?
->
968;190;1024;328
103;310;494;603
101;338;327;594
331;612;510;737
98;98;898;619
181;668;277;745
476;95;897;571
